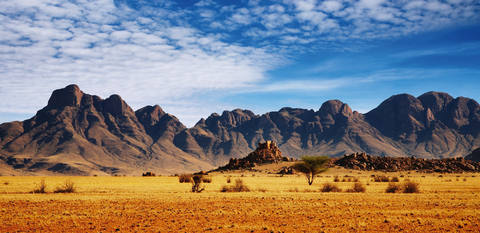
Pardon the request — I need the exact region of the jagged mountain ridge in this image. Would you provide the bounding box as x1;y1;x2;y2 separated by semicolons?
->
1;85;479;175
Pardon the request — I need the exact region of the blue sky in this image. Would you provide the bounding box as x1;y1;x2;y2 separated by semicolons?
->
0;0;479;127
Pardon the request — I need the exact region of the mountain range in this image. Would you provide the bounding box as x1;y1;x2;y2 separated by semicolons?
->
1;84;479;176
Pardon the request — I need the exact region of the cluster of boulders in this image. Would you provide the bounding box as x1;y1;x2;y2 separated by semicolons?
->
333;152;480;173
218;140;295;170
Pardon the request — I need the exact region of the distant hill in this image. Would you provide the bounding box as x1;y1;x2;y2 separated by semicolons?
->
1;85;479;175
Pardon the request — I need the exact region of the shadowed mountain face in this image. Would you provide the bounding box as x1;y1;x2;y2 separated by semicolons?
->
1;86;479;175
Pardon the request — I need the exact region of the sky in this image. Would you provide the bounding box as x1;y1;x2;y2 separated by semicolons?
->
0;0;479;127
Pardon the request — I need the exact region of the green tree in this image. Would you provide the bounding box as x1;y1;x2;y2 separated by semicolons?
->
292;155;330;185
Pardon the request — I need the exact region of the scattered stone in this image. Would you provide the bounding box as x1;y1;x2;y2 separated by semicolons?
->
332;152;480;173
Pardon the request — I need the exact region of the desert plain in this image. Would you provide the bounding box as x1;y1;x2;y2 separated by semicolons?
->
1;165;480;232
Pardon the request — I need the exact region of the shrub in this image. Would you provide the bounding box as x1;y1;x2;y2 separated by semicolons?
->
54;179;76;193
257;188;267;192
288;187;299;192
403;180;420;193
202;176;212;183
390;176;400;182
385;182;402;193
220;179;250;192
226;176;232;183
373;175;390;182
191;175;205;193
33;178;47;194
333;175;340;182
352;177;359;182
320;182;342;192
3;180;9;185
179;174;192;183
346;181;366;193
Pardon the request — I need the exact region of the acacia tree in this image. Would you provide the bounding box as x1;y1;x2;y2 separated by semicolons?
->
292;155;330;185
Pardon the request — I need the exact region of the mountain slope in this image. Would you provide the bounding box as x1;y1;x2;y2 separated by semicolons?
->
0;85;213;176
1;85;479;175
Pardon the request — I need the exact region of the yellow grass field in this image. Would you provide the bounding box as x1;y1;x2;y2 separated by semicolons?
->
1;168;480;232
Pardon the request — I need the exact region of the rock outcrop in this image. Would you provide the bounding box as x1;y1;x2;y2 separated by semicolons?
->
218;140;294;170
334;152;480;173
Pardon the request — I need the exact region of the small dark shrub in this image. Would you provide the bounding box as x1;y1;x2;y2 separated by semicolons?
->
33;178;48;194
220;179;250;192
3;180;9;185
374;175;390;182
54;179;76;193
321;182;342;192
463;177;467;181
352;177;359;182
403;180;420;193
191;175;205;193
385;182;402;193
257;188;267;192
226;176;232;183
346;181;366;193
288;187;299;192
390;176;400;182
333;175;340;182
179;174;193;183
202;176;212;183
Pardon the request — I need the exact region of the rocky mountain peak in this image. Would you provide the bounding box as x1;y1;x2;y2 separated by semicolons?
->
136;105;166;126
47;84;84;109
318;100;346;116
103;94;131;116
418;91;453;114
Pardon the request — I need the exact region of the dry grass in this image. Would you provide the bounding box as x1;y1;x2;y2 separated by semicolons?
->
1;169;480;232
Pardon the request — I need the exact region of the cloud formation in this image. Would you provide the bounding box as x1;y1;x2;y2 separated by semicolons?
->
0;0;479;126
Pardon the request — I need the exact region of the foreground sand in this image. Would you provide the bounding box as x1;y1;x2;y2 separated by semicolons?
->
1;169;480;232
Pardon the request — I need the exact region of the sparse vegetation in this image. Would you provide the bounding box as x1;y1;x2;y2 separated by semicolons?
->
320;182;342;192
373;175;390;182
226;176;232;183
403;180;420;193
32;178;47;194
390;176;400;182
333;175;340;182
54;179;76;193
220;178;250;192
385;182;402;193
346;181;366;193
191;175;205;193
202;176;212;183
3;180;9;185
179;173;193;183
292;155;330;185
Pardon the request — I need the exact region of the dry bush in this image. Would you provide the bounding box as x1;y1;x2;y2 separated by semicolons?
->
226;176;231;183
373;175;390;182
333;175;340;182
191;175;205;193
403;180;420;193
220;179;250;192
385;182;402;193
179;174;192;183
390;176;400;182
288;187;299;192
33;178;47;194
352;177;359;182
321;182;342;192
257;188;267;193
346;181;366;193
202;176;212;183
54;179;76;193
3;180;9;185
